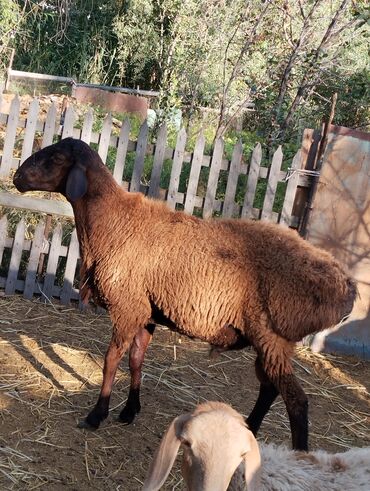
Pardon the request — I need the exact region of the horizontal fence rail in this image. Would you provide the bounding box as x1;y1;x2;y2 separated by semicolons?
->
0;93;313;304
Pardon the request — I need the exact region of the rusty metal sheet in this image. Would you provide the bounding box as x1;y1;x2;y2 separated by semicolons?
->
306;125;370;359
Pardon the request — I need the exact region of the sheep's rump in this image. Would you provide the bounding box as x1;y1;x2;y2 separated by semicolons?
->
103;195;356;345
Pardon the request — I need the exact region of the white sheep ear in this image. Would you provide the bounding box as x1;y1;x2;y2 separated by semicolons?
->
243;429;262;491
143;413;191;491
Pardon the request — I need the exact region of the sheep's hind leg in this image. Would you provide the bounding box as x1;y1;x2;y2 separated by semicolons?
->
78;333;129;430
119;324;155;425
247;356;279;435
251;330;308;451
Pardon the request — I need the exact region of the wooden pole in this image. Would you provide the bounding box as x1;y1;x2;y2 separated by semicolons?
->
298;92;338;236
4;49;15;92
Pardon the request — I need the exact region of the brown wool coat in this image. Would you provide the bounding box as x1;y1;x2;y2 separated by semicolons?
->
71;153;356;375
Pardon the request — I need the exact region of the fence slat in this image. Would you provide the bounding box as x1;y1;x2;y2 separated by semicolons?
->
0;216;8;266
20;98;39;163
5;218;25;295
0;95;20;176
81;108;94;144
203;138;224;219
241;143;262;218
131;121;149;192
222;140;243;218
184;132;205;215
98;112;112;163
60;229;80;304
61;106;76;138
43;223;63;300
113;118;130;185
42;103;57;148
148;123;167;198
23;221;45;299
261;146;283;221
167;127;187;209
280;149;302;227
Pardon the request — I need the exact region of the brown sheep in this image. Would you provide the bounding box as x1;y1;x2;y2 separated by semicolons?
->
13;137;357;451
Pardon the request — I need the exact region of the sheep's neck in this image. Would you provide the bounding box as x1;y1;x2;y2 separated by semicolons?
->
71;175;131;268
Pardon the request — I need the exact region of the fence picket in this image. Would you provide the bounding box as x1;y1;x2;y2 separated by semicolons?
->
184;132;205;215
61;106;76;138
23;221;46;299
203;138;224;218
167;127;187;209
0;216;8;265
0;95;20;176
223;140;243;218
131;121;149;192
81;108;94;143
98;112;112;163
242;143;262;218
42;103;57;147
5;218;25;295
113;119;130;185
20;98;39;163
148;123;167;198
280;150;302;227
60;229;80;304
261;146;283;221
43;223;63;300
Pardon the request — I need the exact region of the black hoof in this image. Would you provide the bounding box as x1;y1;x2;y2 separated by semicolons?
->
118;405;140;425
77;418;99;430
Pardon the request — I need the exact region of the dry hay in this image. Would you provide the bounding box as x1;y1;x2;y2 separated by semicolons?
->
0;295;369;490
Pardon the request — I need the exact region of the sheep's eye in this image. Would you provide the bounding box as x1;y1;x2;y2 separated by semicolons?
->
180;438;191;447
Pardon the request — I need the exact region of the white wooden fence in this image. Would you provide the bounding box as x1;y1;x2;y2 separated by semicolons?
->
0;94;310;304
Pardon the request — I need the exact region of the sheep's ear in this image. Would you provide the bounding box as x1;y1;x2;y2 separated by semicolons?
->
66;164;87;201
143;413;191;491
243;429;262;491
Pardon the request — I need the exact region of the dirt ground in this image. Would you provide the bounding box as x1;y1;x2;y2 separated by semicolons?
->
0;296;369;490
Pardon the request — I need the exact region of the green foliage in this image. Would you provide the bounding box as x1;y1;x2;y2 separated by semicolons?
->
2;0;368;144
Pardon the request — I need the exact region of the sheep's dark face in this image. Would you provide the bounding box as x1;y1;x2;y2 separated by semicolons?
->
13;138;89;202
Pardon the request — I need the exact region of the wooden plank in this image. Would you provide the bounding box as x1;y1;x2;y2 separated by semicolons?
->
23;221;45;299
81;108;94;144
0;95;20;176
148;123;167;198
113;118;130;185
222;139;243;218
0;216;8;265
280;149;302;227
42;223;63;300
98;112;112;163
42;103;57;147
167;127;187;209
184;132;206;215
9;69;73;84
20;98;39;163
0;191;74;217
241;143;262;218
130;121;149;192
261;146;283;221
203;137;224;219
60;229;80;304
5;219;25;295
61;106;75;138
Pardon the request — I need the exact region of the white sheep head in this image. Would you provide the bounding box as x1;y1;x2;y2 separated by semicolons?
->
143;401;261;491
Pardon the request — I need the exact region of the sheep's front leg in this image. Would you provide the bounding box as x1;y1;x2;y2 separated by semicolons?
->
119;324;155;425
79;333;129;429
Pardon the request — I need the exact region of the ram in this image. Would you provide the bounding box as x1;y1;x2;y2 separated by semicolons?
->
13;138;356;451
